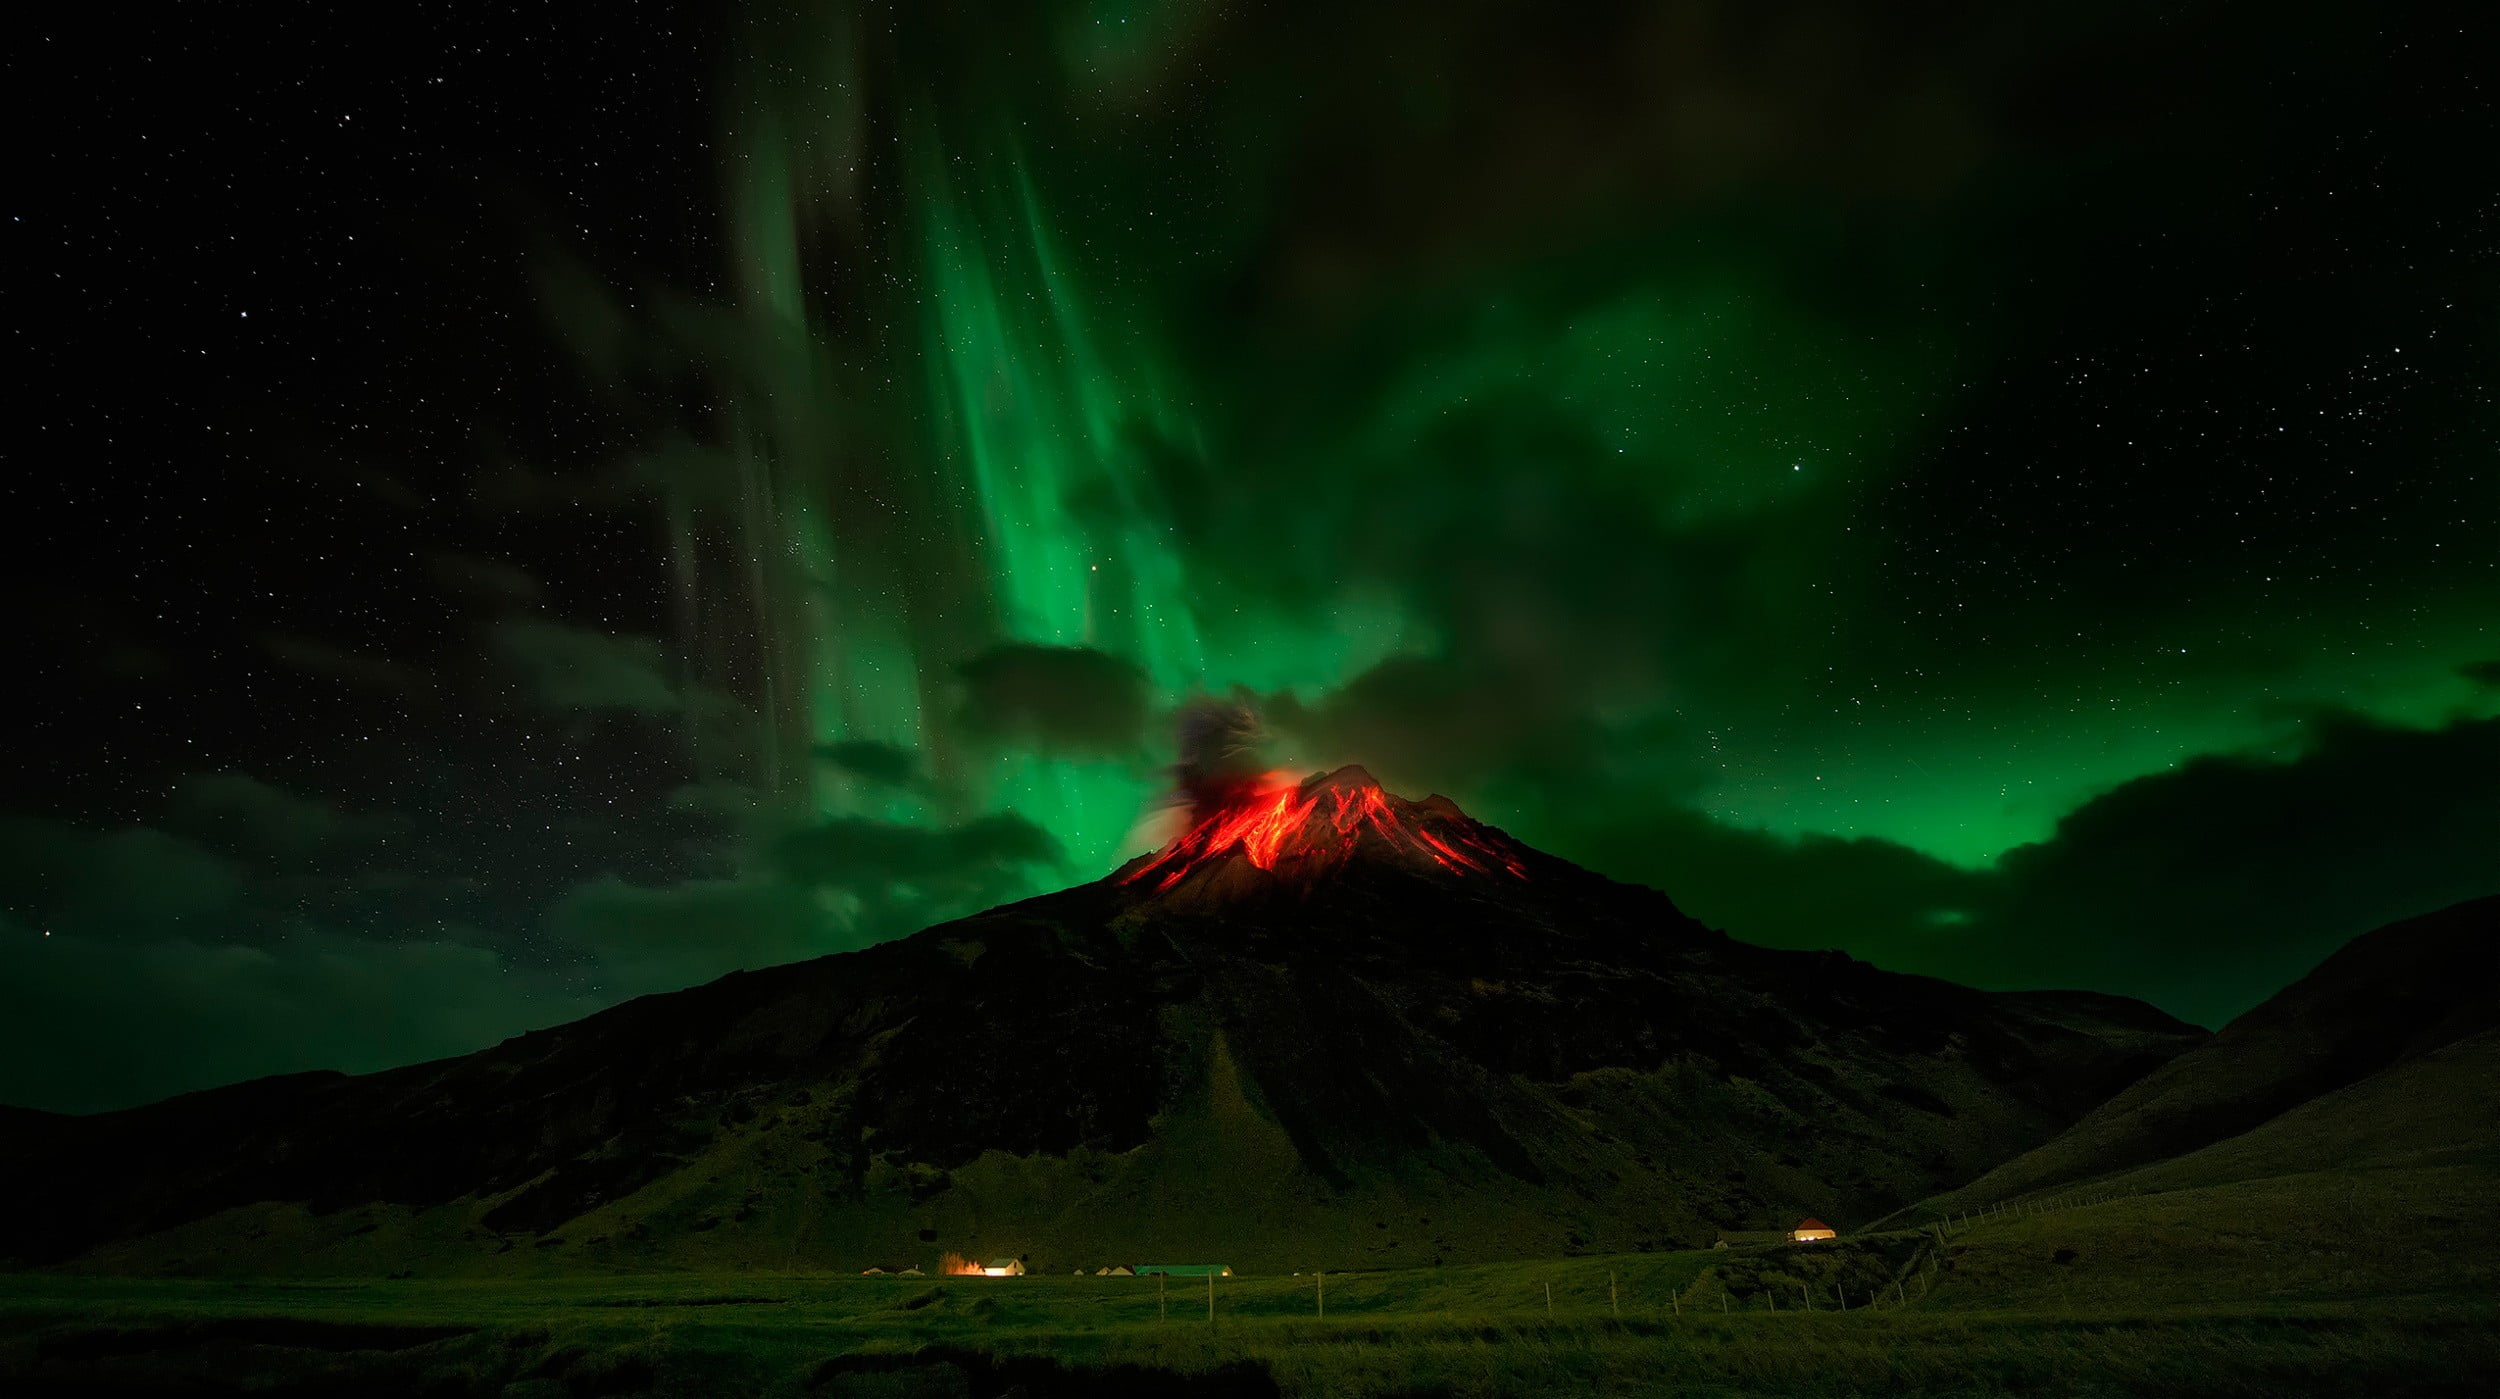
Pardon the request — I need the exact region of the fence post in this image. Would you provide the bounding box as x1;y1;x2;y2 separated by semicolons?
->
1207;1270;1215;1326
1545;1282;1553;1319
1317;1271;1324;1320
1610;1271;1619;1319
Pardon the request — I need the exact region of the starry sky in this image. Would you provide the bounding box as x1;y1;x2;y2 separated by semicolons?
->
9;1;2497;1112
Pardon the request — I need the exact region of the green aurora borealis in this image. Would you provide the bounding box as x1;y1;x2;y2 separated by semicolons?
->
8;0;2497;1111
642;4;2495;868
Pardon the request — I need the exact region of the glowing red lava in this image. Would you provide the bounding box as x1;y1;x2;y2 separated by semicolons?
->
1122;769;1529;892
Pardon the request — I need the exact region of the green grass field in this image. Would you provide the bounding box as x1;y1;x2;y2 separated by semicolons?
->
7;1197;2496;1399
12;1101;2498;1399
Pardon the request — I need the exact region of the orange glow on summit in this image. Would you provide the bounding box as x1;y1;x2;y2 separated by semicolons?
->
1122;766;1530;891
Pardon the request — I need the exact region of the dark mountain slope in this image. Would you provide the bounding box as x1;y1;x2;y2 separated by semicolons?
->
1917;893;2500;1216
2;768;2199;1274
2111;1024;2500;1195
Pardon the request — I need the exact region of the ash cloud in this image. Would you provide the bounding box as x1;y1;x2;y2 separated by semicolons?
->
1171;691;1274;818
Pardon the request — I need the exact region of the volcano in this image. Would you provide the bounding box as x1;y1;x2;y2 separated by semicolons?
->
1;769;2201;1275
1121;765;1529;891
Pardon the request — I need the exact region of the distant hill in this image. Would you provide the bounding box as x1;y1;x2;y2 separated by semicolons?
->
2110;1024;2500;1195
1903;1017;2500;1313
0;1103;63;1136
0;767;2198;1276
1913;894;2499;1218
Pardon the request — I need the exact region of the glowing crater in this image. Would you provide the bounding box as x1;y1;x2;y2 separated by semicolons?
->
1122;768;1529;892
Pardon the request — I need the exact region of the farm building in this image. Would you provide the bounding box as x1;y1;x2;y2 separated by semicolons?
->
1095;1265;1135;1276
980;1258;1026;1276
1791;1218;1838;1242
1135;1264;1233;1277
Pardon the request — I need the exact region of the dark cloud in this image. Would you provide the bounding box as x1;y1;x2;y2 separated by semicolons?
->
556;811;1064;998
1;799;499;951
0;747;1070;1111
1969;712;2500;1026
550;876;825;998
666;781;770;828
774;812;1062;898
489;619;683;713
1509;797;1983;962
1273;654;1623;803
465;457;653;515
480;618;757;784
425;553;543;607
0;817;245;944
2460;659;2500;688
256;632;441;700
0;783;601;1113
1527;712;2500;1030
815;739;923;787
0;917;592;1114
34;595;177;682
1208;396;1853;811
162;772;389;866
954;644;1151;757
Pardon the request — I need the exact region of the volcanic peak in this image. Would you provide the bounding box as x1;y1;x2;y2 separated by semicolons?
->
1118;764;1530;892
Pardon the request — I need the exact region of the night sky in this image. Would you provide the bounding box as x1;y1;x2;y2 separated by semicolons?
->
10;2;2496;1113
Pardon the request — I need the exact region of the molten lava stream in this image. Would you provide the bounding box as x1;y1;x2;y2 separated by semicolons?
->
1124;770;1528;888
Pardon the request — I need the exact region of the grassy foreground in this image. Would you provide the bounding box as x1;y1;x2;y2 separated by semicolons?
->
2;1249;2494;1398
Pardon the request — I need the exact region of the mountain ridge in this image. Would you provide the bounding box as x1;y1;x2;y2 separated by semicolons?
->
2;769;2202;1275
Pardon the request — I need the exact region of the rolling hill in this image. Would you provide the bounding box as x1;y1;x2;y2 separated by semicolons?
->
1912;892;2500;1218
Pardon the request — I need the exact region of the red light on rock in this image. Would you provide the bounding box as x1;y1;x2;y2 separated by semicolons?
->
1121;765;1528;891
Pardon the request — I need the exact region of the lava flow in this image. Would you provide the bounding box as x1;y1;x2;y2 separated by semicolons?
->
1121;767;1530;892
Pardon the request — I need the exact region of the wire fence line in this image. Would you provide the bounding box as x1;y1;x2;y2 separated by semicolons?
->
585;1188;2144;1328
1149;1188;2143;1325
863;1188;2139;1330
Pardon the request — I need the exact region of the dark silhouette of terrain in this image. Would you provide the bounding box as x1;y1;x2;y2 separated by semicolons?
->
2;768;2201;1274
1916;892;2500;1216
